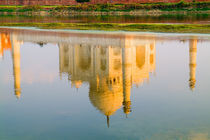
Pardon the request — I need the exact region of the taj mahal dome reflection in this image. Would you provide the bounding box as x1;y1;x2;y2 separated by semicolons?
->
59;35;156;126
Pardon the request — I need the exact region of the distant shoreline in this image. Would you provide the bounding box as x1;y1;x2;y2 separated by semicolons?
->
0;23;209;33
0;2;210;16
1;10;209;16
1;26;210;37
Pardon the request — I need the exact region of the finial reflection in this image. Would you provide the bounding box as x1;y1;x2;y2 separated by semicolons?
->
106;116;110;128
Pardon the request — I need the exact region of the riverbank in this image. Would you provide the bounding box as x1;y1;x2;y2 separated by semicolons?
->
0;2;210;16
0;23;210;33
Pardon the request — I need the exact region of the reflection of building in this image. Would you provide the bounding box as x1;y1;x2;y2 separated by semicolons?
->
11;35;22;98
0;29;201;127
189;38;197;91
0;33;22;98
0;33;11;59
59;35;156;127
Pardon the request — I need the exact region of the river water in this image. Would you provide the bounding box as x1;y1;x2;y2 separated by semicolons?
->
0;28;210;140
0;14;210;24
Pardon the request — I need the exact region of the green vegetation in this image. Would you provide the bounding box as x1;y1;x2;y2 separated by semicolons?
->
0;5;43;12
0;23;209;33
18;5;42;12
0;1;210;13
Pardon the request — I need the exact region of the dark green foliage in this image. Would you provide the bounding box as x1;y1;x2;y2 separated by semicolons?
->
64;2;210;11
54;6;68;11
0;2;210;12
76;0;90;3
18;5;42;12
0;8;16;12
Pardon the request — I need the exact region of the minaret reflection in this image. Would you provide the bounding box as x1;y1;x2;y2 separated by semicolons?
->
0;33;22;98
189;38;197;91
59;35;156;127
122;39;132;116
11;35;22;99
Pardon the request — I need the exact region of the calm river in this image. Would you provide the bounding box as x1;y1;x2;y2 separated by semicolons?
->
0;14;210;24
0;28;210;140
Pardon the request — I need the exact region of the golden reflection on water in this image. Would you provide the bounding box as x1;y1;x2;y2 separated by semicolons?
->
189;38;197;91
59;36;156;126
0;30;198;127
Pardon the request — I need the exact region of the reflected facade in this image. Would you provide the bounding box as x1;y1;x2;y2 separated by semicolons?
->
0;29;200;127
59;36;156;125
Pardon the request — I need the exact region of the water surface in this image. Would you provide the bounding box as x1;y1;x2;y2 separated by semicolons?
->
0;28;210;140
0;14;210;24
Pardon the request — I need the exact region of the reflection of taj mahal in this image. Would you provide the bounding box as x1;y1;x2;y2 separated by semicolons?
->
59;36;156;126
0;30;198;127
